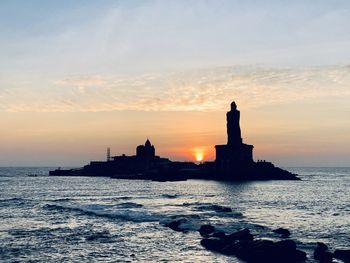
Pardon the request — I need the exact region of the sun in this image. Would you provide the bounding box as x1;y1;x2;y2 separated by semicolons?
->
194;149;204;162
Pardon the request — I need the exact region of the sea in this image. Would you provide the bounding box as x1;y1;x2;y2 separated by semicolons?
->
0;167;349;262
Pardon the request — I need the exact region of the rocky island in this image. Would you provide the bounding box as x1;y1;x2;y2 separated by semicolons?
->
50;101;299;181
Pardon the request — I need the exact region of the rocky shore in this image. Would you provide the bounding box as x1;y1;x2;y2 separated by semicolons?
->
163;213;350;263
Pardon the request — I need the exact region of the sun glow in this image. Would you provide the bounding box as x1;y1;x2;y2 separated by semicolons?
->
194;149;205;162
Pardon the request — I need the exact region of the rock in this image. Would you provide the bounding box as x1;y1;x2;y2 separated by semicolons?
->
234;239;306;263
199;224;215;237
334;249;350;263
274;240;297;252
235;239;275;261
200;238;227;252
293;249;308;262
221;241;240;255
166;219;187;232
316;242;329;251
273;227;291;238
314;242;333;263
212;231;226;239
226;228;254;242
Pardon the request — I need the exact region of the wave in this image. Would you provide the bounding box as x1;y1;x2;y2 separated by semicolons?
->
161;194;180;199
0;197;29;207
43;203;159;223
183;202;233;213
111;196;132;201
0;197;25;203
115;202;143;208
51;198;73;202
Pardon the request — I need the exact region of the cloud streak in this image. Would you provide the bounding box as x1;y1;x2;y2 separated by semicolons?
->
2;65;350;113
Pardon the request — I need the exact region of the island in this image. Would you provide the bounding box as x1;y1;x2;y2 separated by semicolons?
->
50;101;299;181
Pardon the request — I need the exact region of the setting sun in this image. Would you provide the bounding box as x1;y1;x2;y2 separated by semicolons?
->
194;149;205;162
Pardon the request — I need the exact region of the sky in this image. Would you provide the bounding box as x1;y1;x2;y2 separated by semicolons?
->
0;0;350;166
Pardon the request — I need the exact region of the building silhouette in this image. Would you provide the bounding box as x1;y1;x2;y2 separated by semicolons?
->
50;101;299;181
136;139;155;159
215;101;254;171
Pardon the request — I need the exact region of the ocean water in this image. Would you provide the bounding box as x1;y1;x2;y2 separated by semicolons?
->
0;167;349;262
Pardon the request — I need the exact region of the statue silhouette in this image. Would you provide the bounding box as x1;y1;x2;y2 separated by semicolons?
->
227;101;243;146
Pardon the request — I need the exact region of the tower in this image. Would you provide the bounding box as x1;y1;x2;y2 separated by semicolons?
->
107;147;111;161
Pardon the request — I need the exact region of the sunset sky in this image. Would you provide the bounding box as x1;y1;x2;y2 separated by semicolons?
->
1;0;350;166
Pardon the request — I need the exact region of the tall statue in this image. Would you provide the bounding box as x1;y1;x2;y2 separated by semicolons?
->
227;101;242;146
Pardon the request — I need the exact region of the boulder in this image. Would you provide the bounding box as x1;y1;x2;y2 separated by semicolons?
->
314;242;333;263
212;231;226;239
235;239;306;263
273;227;291;238
334;249;350;263
274;239;297;252
200;238;227;252
199;224;215;237
226;228;254;242
235;239;275;261
166;219;187;232
221;241;240;255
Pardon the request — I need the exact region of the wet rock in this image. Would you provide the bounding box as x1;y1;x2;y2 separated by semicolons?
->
200;238;227;252
235;239;306;263
165;219;187;232
199;224;215;237
235;239;274;261
334;249;350;263
212;205;232;213
221;241;240;255
314;242;333;263
273;227;291;238
199;227;307;263
212;231;226;239
274;239;297;252
226;228;254;242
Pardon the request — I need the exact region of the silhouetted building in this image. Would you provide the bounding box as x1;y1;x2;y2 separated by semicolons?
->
50;101;299;181
215;102;254;170
136;139;155;159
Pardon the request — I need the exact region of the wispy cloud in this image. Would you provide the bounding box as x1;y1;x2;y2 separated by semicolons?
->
2;65;350;113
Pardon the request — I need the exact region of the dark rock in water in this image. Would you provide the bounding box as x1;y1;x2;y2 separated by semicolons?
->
199;226;307;263
334;249;350;263
293;250;308;262
273;227;291;238
235;239;307;263
165;219;187;232
211;205;232;213
226;228;254;242
221;241;240;255
235;239;275;261
199;224;215;237
315;242;328;252
212;231;226;239
314;242;333;263
274;239;297;252
200;238;227;252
